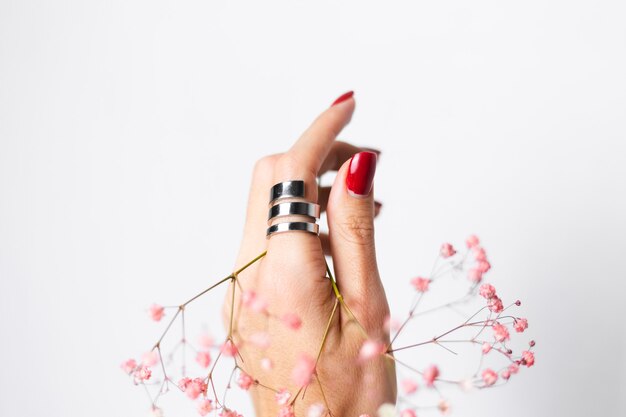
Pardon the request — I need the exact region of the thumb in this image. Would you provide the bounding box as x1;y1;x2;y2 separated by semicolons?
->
327;152;386;325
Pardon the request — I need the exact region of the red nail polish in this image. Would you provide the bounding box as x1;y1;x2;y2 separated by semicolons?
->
331;91;354;107
347;151;377;196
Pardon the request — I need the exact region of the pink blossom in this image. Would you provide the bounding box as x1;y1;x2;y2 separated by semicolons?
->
468;268;483;283
514;318;528;333
473;247;487;261
501;369;511;380
477;260;491;273
307;404;325;417
242;290;268;313
135;365;152;381
197;399;214;416
185;378;208;400
249;331;270;349
466;235;480;248
438;400;450;414
178;377;191;390
358;415;371;417
521;350;535;367
120;358;137;374
292;354;316;387
196;351;211;368
237;371;254;390
492;322;510;342
278;406;295;417
482;368;498;386
359;339;386;361
148;304;165;322
275;389;291;405
401;378;418;394
440;243;457;258
221;340;238;357
261;357;273;371
384;315;401;333
509;363;520;374
487;296;504;313
197;333;214;349
400;410;416;417
423;365;440;387
411;276;431;292
141;351;159;367
281;313;302;330
479;283;497;299
482;342;492;354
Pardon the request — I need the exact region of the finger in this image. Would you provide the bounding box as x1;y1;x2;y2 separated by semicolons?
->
326;152;388;330
267;92;356;277
319;141;379;175
282;91;356;184
319;185;383;216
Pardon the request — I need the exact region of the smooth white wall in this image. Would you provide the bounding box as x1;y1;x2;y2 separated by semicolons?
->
1;1;625;416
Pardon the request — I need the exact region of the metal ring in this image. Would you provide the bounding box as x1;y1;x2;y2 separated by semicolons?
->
269;180;305;204
268;201;320;222
266;221;319;238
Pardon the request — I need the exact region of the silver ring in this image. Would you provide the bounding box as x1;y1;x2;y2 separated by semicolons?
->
268;202;320;222
266;221;319;238
269;181;305;204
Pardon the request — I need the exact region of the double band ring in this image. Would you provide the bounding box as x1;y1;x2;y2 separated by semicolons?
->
266;221;319;237
269;180;305;205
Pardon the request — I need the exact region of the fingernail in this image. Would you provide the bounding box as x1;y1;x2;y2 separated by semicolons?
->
347;151;377;196
330;90;354;107
362;147;382;157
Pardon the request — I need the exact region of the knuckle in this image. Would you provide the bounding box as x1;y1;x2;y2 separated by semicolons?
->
336;211;375;245
253;154;279;175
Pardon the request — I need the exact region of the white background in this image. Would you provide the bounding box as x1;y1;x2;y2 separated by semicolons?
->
1;1;625;416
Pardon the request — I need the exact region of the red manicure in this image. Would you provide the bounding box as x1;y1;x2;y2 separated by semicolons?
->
330;91;354;107
346;151;377;196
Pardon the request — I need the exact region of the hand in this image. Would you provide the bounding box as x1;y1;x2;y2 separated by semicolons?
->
223;92;396;416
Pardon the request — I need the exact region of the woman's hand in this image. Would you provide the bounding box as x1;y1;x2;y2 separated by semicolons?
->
223;92;396;416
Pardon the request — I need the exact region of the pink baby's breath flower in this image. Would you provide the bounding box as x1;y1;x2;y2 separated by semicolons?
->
411;276;431;292
275;389;291;405
438;400;450;414
178;377;191;390
141;351;159;367
401;378;418;394
237;371;254;390
473;247;487;261
148;304;165;322
487;296;504;313
307;403;325;417
281;313;302;330
466;235;480;248
384;315;401;333
479;283;497;299
261;357;273;371
501;369;511;380
195;351;211;368
221;340;238;357
509;363;520;374
278;406;295;417
476;260;491;273
292;354;316;387
492;322;510;342
197;399;214;416
521;350;535;367
514;318;528;333
482;342;492;354
482;368;498;386
120;358;137;374
249;331;271;349
242;290;268;313
197;333;214;349
468;268;483;283
359;339;386;361
135;365;152;382
400;410;417;417
186;378;208;400
423;365;440;387
440;243;457;258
